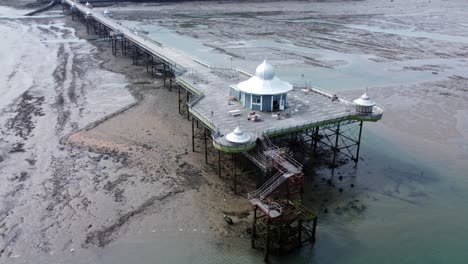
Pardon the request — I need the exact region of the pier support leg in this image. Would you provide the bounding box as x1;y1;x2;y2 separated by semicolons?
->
313;127;319;154
204;128;208;164
191;117;195;152
163;64;167;87
169;68;173;91
178;86;181;114
218;150;221;178
122;38;126;56
312;217;318;242
186;92;190;120
354;121;363;165
331;122;340;175
251;206;257;249
264;219;271;263
232;153;237;194
146;53;150;73
111;38;115;55
298;220;303;247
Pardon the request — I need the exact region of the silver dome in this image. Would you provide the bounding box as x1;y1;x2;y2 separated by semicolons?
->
353;92;376;107
235;60;292;95
255;60;275;80
225;126;251;144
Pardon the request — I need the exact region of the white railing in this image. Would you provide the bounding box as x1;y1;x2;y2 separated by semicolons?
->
293;83;385;115
248;171;284;199
261;134;303;170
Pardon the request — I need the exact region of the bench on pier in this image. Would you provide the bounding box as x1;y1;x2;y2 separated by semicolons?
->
229;109;242;116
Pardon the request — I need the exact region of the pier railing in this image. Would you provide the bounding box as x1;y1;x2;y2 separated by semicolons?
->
263;112;354;138
293;83;385;115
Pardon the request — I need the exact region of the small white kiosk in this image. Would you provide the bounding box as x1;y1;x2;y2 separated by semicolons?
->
103;9;112;18
225;126;251;144
353;91;376;113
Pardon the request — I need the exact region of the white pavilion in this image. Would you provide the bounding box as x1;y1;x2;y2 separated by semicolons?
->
353;91;376;113
230;60;292;112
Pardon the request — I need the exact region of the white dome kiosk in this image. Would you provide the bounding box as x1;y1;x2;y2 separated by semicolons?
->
230;60;292;112
85;9;93;18
353;91;376;113
103;9;112;18
225;126;251;144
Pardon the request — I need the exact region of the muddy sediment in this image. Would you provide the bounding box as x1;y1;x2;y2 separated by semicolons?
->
0;5;251;262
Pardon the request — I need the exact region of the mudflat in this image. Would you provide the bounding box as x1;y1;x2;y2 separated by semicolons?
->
1;0;468;263
0;3;251;262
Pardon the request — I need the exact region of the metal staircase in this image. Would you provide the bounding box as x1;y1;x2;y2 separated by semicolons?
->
246;135;304;218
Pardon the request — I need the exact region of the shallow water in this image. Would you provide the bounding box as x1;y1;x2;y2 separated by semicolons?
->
120;20;468;91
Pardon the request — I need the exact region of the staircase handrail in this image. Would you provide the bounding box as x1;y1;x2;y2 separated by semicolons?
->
248;171;284;198
269;151;303;171
259;176;286;200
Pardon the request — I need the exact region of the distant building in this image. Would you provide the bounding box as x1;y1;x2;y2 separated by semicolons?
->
230;60;292;112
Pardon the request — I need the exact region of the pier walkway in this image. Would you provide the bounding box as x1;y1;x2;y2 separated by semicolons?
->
64;0;383;154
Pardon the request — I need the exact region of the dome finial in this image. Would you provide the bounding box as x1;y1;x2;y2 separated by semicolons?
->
255;60;275;80
226;124;251;143
354;88;375;107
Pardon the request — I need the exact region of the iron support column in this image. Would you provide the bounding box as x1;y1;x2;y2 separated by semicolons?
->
264;219;271;262
313;127;319;154
218;150;221;178
331;122;340;175
178;86;182;114
186;92;190;120
191;117;195;152
233;153;237;194
355;121;363;165
251;206;257;249
204;128;208;164
163;64;166;87
312;217;318;242
298;219;303;247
